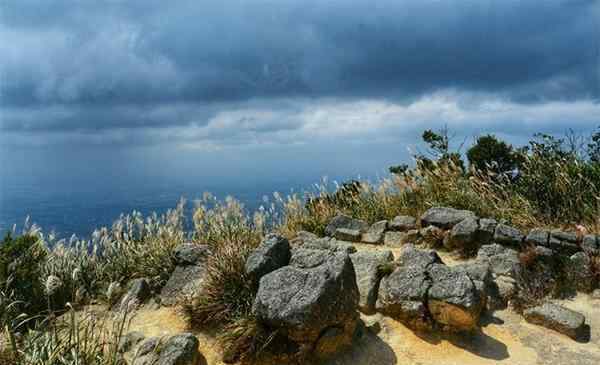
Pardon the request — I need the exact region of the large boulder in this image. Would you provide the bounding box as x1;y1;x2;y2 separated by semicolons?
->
160;244;212;306
525;229;549;247
397;244;443;269
427;264;483;331
245;234;291;280
420;207;476;229
302;237;357;254
383;230;419;246
548;230;581;256
361;220;388;244
376;265;433;330
325;214;368;237
523;302;586;340
445;217;479;251
130;333;201;365
253;249;359;360
455;262;493;309
334;228;362;242
389;216;417;231
349;250;394;314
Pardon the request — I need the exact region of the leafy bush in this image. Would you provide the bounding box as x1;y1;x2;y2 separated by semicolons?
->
467;134;522;174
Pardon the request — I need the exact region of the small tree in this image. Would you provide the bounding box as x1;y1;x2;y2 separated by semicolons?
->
467;134;520;173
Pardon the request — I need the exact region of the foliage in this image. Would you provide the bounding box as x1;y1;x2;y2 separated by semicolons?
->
467;134;522;173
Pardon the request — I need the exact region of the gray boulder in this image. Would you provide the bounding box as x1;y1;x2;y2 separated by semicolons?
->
245;234;291;280
349;250;394;314
290;230;319;246
477;219;497;245
455;262;493;308
567;252;595;293
477;244;521;278
525;229;549;246
361;220;388;244
253;250;359;359
325;214;368;237
581;235;599;256
389;215;417;231
119;278;151;312
397;244;444;269
299;237;356;254
334;228;362;242
427;264;483;331
445;217;479;251
131;333;200;365
523;302;586;340
548;230;581;256
376;265;432;330
420;207;476;229
383;230;419;246
493;224;524;247
160;265;208;306
173;243;211;266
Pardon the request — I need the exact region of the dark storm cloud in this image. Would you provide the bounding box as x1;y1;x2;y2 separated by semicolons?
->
0;0;599;143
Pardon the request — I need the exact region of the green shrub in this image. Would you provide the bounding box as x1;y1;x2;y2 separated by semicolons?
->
467;134;522;173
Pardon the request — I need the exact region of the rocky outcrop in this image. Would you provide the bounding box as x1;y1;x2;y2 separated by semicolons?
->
245;234;291;280
361;220;388;244
253;249;359;361
350;250;394;314
523;302;586;340
420;207;476;229
160;243;211;306
325;214;368;237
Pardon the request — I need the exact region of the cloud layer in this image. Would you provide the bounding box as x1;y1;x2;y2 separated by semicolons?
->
1;0;599;148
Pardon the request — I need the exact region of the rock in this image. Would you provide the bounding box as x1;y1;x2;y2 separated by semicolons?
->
397;244;443;269
131;333;200;365
493;276;517;308
376;265;432;330
523;302;586;340
334;228;362;242
547;230;581;256
427;264;483;331
477;244;521;278
525;229;549;246
581;235;600;255
420;207;476;229
325;214;368;237
592;289;600;299
455;262;493;308
445;217;479;251
567;252;595;292
119;331;146;354
253;250;359;359
349;250;394;314
160;265;207;306
290;231;319;246
383;231;405;246
419;225;444;247
173;243;211;266
361;220;388;244
245;234;291;280
477;219;497;245
299;237;356;254
389;216;417;231
493;224;524;247
119;278;151;312
550;230;578;243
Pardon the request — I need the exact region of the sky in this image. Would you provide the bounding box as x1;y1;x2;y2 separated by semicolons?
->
1;0;600;174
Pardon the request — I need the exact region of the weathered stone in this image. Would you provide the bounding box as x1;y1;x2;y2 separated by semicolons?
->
427;264;483;331
349;250;394;314
389;215;417;231
523;302;586;340
118;331;145;354
335;228;362;242
300;237;356;254
376;265;432;330
581;235;600;256
398;244;444;269
493;224;524;247
420;207;476;229
525;229;549;246
361;220;388;244
477;218;497;244
419;225;444;247
290;231;319;246
173;243;211;266
567;252;595;293
550;230;578;243
493;276;517;308
445;217;479;251
592;289;600;299
548;230;581;256
119;278;151;312
383;231;406;246
325;214;368;236
477;244;521;278
253;250;359;355
160;265;207;306
131;333;200;365
245;234;291;280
